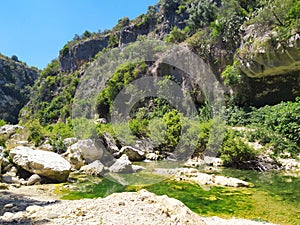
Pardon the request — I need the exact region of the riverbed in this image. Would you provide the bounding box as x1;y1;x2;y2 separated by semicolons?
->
58;161;300;225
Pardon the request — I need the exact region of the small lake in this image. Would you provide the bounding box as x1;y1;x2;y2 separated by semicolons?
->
58;161;300;225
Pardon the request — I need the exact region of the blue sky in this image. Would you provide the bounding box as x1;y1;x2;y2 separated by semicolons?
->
0;0;158;69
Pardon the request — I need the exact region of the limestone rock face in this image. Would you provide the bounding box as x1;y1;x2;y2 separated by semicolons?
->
239;25;300;78
9;146;71;182
59;36;109;72
0;56;39;123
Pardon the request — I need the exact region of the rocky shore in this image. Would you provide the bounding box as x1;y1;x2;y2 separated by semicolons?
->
0;187;276;225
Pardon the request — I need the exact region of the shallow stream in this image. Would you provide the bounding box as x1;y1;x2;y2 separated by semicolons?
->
58;161;300;225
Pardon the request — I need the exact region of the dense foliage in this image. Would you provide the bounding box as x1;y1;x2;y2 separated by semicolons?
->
96;61;148;118
227;98;300;157
21;59;80;125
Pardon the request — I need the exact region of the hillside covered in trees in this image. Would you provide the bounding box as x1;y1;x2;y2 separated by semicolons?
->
1;0;300;165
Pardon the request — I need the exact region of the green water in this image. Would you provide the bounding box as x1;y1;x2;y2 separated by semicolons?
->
59;165;300;225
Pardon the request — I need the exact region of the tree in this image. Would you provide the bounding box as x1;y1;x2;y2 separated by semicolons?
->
186;0;218;32
11;55;19;62
82;30;92;39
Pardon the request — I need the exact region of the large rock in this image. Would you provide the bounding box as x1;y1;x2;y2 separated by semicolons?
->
62;146;85;170
102;132;119;154
59;35;110;72
0;125;23;141
174;168;250;187
63;137;78;147
64;139;104;169
109;154;133;173
79;160;106;176
9;146;71;182
118;146;146;161
278;158;300;172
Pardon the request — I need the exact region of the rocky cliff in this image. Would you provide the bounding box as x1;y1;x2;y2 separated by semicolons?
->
239;26;300;78
0;54;39;123
20;0;300;124
59;35;110;72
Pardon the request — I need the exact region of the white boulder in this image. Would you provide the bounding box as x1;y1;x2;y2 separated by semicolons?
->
80;160;106;176
65;139;104;166
9;146;71;182
109;154;133;173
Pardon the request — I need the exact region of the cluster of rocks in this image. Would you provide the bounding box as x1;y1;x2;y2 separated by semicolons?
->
153;167;251;188
0;125;165;187
278;158;300;172
0;189;276;225
175;168;251;187
1;124;299;189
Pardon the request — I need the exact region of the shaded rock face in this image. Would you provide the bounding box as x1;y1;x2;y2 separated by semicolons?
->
239;25;300;78
156;62;205;104
59;35;110;72
0;56;39;123
246;72;300;106
9;146;71;182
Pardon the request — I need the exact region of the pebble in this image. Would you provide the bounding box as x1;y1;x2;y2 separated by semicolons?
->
4;203;14;208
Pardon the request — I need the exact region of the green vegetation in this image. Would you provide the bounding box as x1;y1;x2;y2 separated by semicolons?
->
164;26;189;43
221;61;243;85
26;119;45;147
227;98;300;157
186;0;218;32
10;0;299;167
0;119;6;127
96;61;148;118
61;44;69;56
21;59;79;125
220;129;257;166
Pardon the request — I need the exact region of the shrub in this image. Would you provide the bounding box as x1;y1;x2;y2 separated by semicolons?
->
27;120;45;147
0;119;6;127
164;26;188;43
0;137;6;147
221;61;243;85
186;0;218;32
220;129;257;166
49;136;67;154
61;44;69;56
